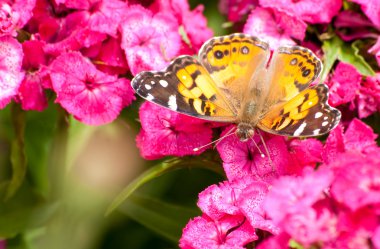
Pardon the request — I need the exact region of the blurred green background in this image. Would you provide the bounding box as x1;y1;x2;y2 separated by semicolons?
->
0;1;231;248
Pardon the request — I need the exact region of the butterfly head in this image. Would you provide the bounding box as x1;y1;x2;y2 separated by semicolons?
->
236;123;255;142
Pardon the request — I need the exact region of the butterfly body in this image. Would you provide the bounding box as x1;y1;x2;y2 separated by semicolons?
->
132;33;341;139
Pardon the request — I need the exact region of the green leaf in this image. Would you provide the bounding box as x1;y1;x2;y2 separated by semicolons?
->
120;193;200;243
5;104;27;200
321;36;375;82
106;155;224;215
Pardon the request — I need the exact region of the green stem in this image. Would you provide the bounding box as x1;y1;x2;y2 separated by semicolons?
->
5;104;27;200
48;106;70;199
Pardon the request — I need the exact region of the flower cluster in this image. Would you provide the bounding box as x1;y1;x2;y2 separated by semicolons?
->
0;0;212;125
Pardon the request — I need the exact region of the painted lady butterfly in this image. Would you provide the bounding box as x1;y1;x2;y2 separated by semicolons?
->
131;33;341;141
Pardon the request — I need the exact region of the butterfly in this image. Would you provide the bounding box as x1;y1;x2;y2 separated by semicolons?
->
131;33;341;142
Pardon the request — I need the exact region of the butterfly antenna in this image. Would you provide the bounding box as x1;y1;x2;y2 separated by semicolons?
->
193;126;236;152
250;137;265;158
257;129;275;171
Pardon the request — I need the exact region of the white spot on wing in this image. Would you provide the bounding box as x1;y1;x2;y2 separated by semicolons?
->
315;112;322;118
168;95;177;110
145;84;151;90
313;129;320;135
294;122;307;136
324;116;328;120
146;94;154;101
322;121;328;126
159;80;168;87
151;80;155;85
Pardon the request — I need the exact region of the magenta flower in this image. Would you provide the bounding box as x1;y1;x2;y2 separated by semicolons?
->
120;5;181;75
0;35;24;108
288;138;323;170
349;0;380;28
16;39;48;111
330;152;380;211
323;118;379;164
355;73;380;118
151;0;213;51
326;62;362;107
260;0;342;24
217;125;292;182
0;0;36;36
180;214;257;249
263;168;333;223
218;0;257;22
243;7;307;49
49;52;134;125
136;102;213;160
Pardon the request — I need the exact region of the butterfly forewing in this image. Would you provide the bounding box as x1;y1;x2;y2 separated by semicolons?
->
263;46;323;109
258;84;341;137
199;33;270;110
131;56;237;122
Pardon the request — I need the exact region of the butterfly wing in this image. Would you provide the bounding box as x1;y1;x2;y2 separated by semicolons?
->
131;56;237;122
258;84;341;137
263;46;323;108
199;33;270;111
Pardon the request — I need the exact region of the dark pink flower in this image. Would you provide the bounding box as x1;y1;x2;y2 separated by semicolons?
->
43;11;106;56
323;118;379;163
260;0;342;24
218;0;257;22
330;153;380;211
256;233;290;249
136;102;212;159
49;52;134;125
373;225;380;249
53;0;90;9
0;35;24;108
120;5;181;75
369;37;380;68
217;125;292;182
355;73;380;118
281;205;337;246
288;138;323;169
326;62;362;107
83;37;129;75
180;215;257;249
151;0;213;51
243;7;306;49
0;0;36;35
263;168;333;223
349;0;380;28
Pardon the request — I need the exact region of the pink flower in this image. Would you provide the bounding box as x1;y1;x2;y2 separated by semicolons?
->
16;40;48;111
43;11;106;56
49;52;134;125
136;102;213;159
329;153;380;211
369;37;380;68
180;215;257;249
281;205;337;246
323;118;379;163
217;126;292;182
263;168;333;223
355;73;380;118
349;0;380;28
120;5;181;75
326;62;361;107
243;7;307;49
288;138;323;170
0;0;36;35
373;225;380;249
260;0;342;24
151;0;213;51
256;233;290;249
218;0;257;22
0;35;24;108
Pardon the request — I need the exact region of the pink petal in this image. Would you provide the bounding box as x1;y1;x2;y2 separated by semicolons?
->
0;35;24;108
349;0;380;28
180;215;257;249
260;0;342;24
326;62;361;107
49;52;133;125
136;102;212;159
288;138;323;169
17;72;48;111
218;0;257;22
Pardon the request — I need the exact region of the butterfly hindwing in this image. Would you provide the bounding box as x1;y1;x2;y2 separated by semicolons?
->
199;33;269;110
258;84;341;137
264;46;323;108
131;56;237;122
